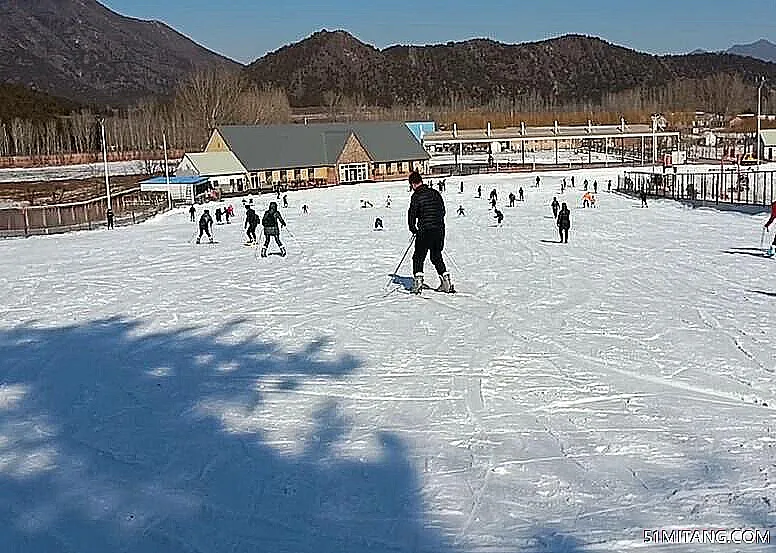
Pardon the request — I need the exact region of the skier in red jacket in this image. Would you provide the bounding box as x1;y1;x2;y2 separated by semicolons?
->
765;201;776;257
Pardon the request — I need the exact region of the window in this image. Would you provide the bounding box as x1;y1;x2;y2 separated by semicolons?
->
338;163;369;183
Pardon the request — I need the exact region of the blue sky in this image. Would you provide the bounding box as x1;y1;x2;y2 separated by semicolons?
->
102;0;773;64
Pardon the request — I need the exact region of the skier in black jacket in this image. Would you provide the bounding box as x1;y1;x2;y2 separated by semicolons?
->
407;170;453;294
551;197;560;218
245;205;259;244
557;203;570;243
196;210;214;244
261;201;286;257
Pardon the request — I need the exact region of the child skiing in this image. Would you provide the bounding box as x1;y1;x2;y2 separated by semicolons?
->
457;205;465;216
244;205;259;244
508;192;516;207
494;208;504;226
261;201;287;257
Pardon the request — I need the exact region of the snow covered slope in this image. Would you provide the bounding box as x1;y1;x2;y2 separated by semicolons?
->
1;169;776;552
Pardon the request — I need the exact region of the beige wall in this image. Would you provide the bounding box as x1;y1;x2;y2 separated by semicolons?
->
337;133;373;165
205;131;229;153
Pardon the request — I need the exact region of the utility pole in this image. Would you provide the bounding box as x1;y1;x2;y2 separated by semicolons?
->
163;131;171;209
99;118;112;211
757;76;766;169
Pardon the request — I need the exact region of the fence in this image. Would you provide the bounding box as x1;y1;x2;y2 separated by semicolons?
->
0;187;170;238
618;169;776;208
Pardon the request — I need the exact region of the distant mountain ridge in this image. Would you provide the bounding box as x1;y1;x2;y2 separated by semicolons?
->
245;30;776;108
0;0;241;105
726;39;776;63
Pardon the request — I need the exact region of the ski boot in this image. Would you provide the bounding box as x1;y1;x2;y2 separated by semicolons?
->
260;247;267;258
411;273;424;295
436;272;453;293
209;238;214;243
196;238;201;244
279;247;286;257
767;246;775;258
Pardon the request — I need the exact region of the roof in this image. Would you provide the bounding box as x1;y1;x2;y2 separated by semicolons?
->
761;129;776;147
216;122;430;171
139;176;209;185
423;124;679;143
181;151;245;176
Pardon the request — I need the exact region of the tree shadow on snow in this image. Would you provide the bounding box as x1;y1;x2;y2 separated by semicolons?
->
3;318;769;552
0;317;461;553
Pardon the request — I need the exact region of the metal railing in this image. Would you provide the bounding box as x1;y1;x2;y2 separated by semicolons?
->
618;169;776;207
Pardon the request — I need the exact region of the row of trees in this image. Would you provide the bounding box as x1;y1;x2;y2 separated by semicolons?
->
0;69;292;158
0;70;769;158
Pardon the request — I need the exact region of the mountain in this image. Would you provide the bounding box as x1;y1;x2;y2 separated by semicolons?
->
0;83;80;121
0;0;241;105
727;39;776;63
246;30;776;108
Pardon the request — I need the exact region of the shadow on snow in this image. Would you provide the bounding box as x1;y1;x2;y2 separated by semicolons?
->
0;317;456;553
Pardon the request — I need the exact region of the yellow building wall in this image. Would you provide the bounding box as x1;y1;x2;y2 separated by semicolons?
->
205;130;229;153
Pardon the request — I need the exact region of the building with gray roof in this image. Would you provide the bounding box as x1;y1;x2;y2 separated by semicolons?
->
204;122;429;190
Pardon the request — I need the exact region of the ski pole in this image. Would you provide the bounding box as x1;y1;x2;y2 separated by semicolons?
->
386;235;416;288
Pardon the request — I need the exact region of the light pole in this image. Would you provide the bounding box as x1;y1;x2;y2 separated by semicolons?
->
757;76;766;169
99;118;112;212
651;114;658;174
163;131;171;209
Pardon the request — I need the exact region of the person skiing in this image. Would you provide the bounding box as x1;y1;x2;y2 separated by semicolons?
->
477;185;482;198
457;205;465;216
408;170;453;294
640;189;648;208
561;178;567;193
518;187;524;202
460;181;464;194
490;197;497;209
583;179;589;191
489;189;497;202
196;209;214;244
582;192;594;208
375;217;384;230
106;208;114;229
593;180;598;194
494;208;504;226
244;205;259;244
224;205;232;224
764;200;776;257
215;207;223;224
557;202;570;243
535;176;540;188
282;194;288;209
607;180;612;193
189;205;196;222
261;201;286;257
302;204;309;214
551;197;560;218
571;176;575;188
508;192;516;207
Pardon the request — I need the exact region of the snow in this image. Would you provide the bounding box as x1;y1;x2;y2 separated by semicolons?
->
0;160;178;183
2;167;776;552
